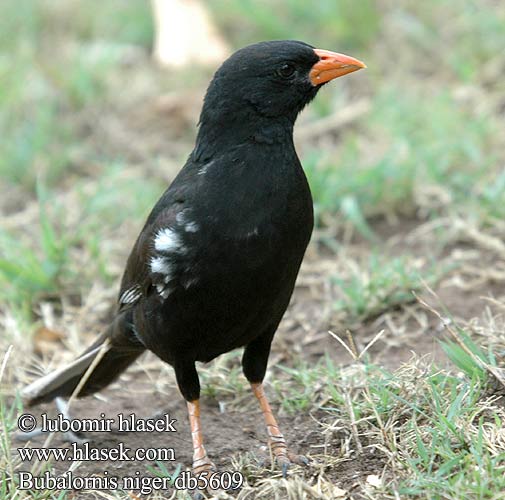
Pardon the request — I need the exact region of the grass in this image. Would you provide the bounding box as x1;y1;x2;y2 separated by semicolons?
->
0;166;164;318
0;0;154;191
0;185;72;312
247;330;505;499
213;339;505;499
1;0;505;499
0;349;48;500
332;254;440;322
0;102;72;190
198;351;249;402
305;88;499;233
209;0;380;52
4;333;504;500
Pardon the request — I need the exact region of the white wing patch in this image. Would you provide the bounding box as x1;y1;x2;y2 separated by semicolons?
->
176;209;199;233
185;221;199;233
197;160;214;176
150;256;172;278
151;253;174;299
119;285;142;305
155;283;172;298
151;208;201;299
151;226;185;299
175;209;188;225
155;228;184;253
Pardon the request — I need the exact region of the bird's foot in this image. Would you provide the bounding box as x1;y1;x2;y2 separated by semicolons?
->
192;455;217;477
269;438;310;477
192;457;223;500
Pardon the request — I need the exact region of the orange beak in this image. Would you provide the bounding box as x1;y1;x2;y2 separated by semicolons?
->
309;49;366;86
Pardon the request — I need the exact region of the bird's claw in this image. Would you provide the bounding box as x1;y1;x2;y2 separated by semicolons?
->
296;454;310;466
287;451;309;466
193;459;227;499
269;445;310;477
192;458;217;477
281;460;289;478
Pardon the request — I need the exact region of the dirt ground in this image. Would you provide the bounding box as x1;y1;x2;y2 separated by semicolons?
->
14;215;504;499
2;3;505;498
22;391;354;498
18;357;390;500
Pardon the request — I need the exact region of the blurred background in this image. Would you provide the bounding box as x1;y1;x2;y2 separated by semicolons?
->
1;0;504;315
1;0;504;318
1;1;505;498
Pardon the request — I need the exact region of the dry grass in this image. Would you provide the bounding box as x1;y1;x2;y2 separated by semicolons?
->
2;0;505;499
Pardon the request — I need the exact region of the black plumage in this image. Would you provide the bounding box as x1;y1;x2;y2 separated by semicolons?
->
23;40;365;476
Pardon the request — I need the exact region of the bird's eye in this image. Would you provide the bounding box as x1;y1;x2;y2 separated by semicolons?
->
277;63;296;79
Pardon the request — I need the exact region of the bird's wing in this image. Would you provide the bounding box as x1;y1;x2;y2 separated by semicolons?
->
117;200;186;310
117;154;218;310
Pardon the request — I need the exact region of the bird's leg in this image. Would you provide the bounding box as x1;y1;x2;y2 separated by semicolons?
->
187;399;215;475
251;382;287;456
175;360;216;477
251;382;308;474
243;330;308;473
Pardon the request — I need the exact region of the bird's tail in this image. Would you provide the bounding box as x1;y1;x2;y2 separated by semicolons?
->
22;310;145;407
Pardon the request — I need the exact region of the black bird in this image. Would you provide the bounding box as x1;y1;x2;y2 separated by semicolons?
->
23;40;365;476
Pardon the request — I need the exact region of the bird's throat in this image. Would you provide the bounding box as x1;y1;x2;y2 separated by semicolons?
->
195;112;294;161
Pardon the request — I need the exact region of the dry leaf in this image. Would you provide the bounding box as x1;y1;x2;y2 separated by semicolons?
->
33;326;64;354
334;486;347;498
366;474;382;488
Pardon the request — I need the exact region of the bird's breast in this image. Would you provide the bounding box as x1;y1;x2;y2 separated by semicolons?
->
138;149;314;361
191;153;313;288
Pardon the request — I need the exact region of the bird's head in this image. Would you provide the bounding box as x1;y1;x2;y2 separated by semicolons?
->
200;40;365;122
195;40;365;155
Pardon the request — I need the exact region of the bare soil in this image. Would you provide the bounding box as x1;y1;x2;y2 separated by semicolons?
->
14;216;505;499
21;388;387;499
